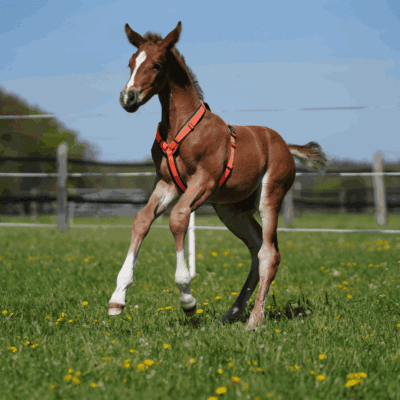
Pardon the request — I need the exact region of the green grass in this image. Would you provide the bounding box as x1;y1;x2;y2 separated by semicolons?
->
2;212;400;230
1;215;400;399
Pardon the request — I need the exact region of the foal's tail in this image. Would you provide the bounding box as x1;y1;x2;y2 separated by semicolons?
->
287;142;327;171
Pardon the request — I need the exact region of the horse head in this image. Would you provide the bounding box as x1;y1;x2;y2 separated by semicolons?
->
120;22;182;113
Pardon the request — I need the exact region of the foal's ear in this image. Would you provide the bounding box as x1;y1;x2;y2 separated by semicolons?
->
162;21;182;51
125;24;145;48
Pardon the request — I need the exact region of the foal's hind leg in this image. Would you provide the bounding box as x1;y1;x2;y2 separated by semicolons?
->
212;199;263;323
246;173;292;330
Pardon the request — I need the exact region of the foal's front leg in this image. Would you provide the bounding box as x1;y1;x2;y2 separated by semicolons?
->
108;178;179;315
169;180;214;316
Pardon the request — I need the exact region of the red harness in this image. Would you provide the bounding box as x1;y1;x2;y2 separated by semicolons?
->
156;102;236;192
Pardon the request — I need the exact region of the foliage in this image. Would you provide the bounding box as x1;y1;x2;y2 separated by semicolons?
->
0;87;98;196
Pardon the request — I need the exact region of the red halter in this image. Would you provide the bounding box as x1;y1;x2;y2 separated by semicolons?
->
156;102;236;192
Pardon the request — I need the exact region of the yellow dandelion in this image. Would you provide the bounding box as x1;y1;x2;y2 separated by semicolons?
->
144;359;154;366
215;296;222;300
203;302;209;305
222;263;228;267
215;386;227;395
345;379;362;388
231;376;240;383
347;294;353;299
238;263;243;268
231;292;238;296
196;309;204;314
82;301;88;306
318;354;326;360
50;384;57;389
137;363;146;371
316;375;325;381
90;382;98;388
207;397;218;400
2;310;7;315
63;374;73;383
217;368;224;374
163;344;171;349
130;349;137;353
75;371;81;376
266;393;274;398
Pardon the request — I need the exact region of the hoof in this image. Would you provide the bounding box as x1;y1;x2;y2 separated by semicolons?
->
108;302;125;316
183;304;197;317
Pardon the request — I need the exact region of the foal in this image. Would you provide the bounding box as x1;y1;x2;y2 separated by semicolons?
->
108;22;326;330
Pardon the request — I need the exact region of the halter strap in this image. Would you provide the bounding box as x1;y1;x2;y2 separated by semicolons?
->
156;102;236;192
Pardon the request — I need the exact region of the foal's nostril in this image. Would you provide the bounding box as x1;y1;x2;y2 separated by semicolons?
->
127;90;136;103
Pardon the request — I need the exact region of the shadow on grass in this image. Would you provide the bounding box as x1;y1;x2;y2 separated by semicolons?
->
171;294;314;328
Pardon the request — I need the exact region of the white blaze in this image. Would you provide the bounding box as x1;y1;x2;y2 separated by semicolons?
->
126;51;147;93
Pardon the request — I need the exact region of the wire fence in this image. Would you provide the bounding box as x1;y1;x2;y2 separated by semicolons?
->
1;104;399;119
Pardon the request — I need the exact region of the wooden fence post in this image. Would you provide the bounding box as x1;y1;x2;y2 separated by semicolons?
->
283;187;294;226
339;188;346;214
373;152;387;227
30;188;38;222
57;142;68;232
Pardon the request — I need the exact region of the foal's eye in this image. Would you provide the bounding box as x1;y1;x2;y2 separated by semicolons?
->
152;63;161;72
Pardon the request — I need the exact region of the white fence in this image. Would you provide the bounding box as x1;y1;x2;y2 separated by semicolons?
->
2;142;400;275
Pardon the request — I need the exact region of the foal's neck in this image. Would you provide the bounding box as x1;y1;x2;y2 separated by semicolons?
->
158;51;202;142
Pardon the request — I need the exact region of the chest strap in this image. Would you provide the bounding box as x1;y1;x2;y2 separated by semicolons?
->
156;102;236;192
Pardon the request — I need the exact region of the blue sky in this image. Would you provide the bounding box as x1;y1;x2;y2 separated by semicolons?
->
1;0;399;162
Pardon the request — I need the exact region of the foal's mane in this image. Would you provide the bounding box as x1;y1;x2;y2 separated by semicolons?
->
143;31;204;102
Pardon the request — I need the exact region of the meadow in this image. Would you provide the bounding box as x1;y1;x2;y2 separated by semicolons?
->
1;214;400;399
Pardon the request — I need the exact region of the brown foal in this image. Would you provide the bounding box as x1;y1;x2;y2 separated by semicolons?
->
108;21;326;330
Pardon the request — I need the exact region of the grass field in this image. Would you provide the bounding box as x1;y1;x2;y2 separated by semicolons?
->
1;214;400;399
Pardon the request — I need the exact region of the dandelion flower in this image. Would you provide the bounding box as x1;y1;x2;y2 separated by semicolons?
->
144;359;154;366
137;363;146;371
163;344;171;349
196;309;204;314
318;354;326;360
316;375;325;382
90;382;98;388
345;379;362;388
82;301;88;306
207;397;218;400
215;296;222;300
215;386;227;395
347;294;353;299
231;376;240;383
217;368;224;374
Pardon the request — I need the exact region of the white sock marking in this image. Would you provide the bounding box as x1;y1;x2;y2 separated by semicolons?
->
109;250;138;305
175;249;196;309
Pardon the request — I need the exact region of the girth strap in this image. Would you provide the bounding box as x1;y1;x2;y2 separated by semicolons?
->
156;102;236;192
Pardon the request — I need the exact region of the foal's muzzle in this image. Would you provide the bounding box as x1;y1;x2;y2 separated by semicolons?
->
120;89;140;112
